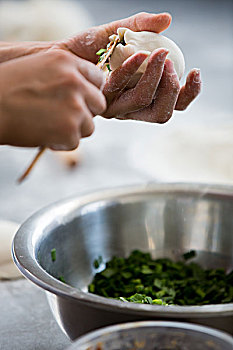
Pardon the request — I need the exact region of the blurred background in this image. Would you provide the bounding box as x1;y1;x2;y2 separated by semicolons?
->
0;0;232;222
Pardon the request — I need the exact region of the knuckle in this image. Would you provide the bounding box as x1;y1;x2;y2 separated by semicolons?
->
62;71;80;88
172;80;180;94
68;95;85;115
52;49;71;62
135;12;147;22
90;62;103;78
137;94;153;108
65;116;79;136
80;60;104;85
167;76;180;94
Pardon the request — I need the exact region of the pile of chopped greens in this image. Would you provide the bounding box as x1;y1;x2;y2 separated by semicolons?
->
88;250;233;306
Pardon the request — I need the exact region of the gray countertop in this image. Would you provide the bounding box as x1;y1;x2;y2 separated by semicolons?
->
0;0;232;349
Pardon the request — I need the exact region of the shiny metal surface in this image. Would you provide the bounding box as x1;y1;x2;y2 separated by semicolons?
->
12;184;233;339
68;321;233;350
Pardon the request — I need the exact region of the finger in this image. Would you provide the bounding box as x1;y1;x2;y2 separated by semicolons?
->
175;69;201;110
80;79;107;115
64;12;172;62
76;56;105;89
65;102;95;147
124;59;180;123
103;51;149;104
49;131;81;151
105;48;168;117
80;103;95;138
106;12;172;37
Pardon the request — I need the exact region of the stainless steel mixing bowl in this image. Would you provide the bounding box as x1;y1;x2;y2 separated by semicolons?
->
67;321;233;350
12;184;233;339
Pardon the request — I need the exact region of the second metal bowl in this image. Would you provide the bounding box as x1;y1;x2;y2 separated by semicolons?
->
67;321;233;350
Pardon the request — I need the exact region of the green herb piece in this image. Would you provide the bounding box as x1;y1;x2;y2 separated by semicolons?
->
106;63;112;72
120;38;126;46
152;299;167;305
115;293;167;305
88;249;233;306
101;267;116;279
89;283;95;293
183;250;196;261
51;248;56;262
93;256;103;269
96;48;107;56
122;271;132;279
141;265;154;274
58;276;66;283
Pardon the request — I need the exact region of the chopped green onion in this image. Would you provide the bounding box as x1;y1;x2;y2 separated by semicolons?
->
96;48;107;56
183;250;196;261
106;64;112;72
88;249;233;306
94;256;103;269
51;248;56;262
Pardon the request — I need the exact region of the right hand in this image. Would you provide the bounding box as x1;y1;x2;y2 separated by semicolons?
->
62;12;201;123
0;50;106;150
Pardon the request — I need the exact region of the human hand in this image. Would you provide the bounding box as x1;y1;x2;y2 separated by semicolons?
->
0;50;106;149
62;12;201;123
102;50;201;122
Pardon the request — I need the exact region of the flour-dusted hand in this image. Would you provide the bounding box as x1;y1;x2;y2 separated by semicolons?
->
103;55;201;123
62;12;201;123
62;12;172;63
0;50;106;149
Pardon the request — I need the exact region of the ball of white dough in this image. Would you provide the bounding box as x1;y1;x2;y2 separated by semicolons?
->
109;28;185;88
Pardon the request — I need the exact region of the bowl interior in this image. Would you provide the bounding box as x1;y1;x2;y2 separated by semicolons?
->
37;189;233;291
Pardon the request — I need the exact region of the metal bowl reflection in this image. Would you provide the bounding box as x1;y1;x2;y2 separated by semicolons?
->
12;184;233;339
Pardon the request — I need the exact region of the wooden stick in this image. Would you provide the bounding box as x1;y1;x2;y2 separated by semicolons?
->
17;37;119;183
17;146;46;183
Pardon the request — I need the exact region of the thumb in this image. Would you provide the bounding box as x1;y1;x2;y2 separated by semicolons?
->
61;12;172;63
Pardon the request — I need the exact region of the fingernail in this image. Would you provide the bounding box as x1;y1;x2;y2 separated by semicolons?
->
157;49;169;62
193;69;201;83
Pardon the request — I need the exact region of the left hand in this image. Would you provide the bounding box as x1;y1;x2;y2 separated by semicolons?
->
102;50;201;123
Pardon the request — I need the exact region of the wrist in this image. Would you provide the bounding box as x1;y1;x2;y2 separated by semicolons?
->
0;41;55;63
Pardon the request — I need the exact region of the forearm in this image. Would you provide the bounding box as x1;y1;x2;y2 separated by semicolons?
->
0;41;54;63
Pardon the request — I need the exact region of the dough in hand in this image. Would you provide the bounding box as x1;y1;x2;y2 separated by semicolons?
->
0;220;22;280
109;28;185;88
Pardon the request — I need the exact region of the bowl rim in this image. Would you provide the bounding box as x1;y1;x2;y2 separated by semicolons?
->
67;321;233;348
12;183;233;317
